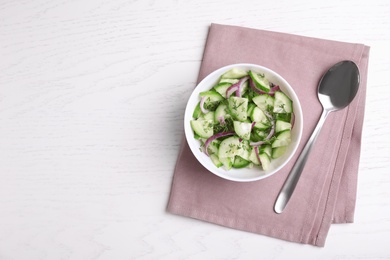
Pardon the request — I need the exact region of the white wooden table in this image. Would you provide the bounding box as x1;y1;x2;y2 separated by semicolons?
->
1;0;389;259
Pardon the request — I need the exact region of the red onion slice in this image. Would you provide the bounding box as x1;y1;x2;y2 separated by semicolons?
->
265;124;275;140
226;84;239;98
226;76;249;98
272;85;280;92
251;121;256;130
200;96;209;114
217;116;225;125
254;146;262;165
204;131;235;156
291;112;295;128
249;78;280;96
263;110;273;121
250;123;275;146
235;76;249;97
250;140;264;146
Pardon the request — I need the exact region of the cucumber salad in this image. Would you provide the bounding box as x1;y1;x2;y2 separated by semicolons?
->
190;68;295;171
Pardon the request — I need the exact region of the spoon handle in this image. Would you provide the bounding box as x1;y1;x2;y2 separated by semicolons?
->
274;109;330;214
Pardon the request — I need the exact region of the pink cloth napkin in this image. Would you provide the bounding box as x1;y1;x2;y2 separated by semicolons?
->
167;24;370;247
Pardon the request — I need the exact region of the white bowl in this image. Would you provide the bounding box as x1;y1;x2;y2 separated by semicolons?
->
184;63;303;182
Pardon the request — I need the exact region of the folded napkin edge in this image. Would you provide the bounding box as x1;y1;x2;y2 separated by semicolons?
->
210;23;370;48
167;203;312;245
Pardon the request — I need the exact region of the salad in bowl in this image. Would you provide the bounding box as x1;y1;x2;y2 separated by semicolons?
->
184;64;303;182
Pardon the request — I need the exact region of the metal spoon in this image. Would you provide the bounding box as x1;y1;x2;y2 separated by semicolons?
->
274;60;360;214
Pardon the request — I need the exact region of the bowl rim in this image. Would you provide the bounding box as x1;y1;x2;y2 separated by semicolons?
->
184;63;303;182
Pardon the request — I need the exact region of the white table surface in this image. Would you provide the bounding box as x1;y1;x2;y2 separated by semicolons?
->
1;0;389;259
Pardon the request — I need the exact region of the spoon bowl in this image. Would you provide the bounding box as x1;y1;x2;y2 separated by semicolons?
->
318;60;360;111
274;60;360;214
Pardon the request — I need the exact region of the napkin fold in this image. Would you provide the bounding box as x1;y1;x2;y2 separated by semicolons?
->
167;24;370;247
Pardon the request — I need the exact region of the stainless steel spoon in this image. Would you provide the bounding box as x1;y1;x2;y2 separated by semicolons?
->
274;60;360;214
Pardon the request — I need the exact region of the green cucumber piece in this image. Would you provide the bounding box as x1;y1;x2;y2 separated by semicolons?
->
214;103;231;122
272;130;291;148
247;102;256;117
218;136;241;158
210;154;223;168
199;90;224;111
250;107;270;129
240;81;249;96
219;156;233;170
249;148;260;165
259;144;272;158
194;132;201;140
259;153;271;171
206;139;220;155
237;140;251;161
249;71;271;92
275;120;292;133
273;91;293;113
252;94;274;112
272;146;287;159
251;129;267;142
228;96;248;122
198;111;216;124
275;113;292;122
193;102;201;119
232;156;250;168
219;78;239;84
190;119;214;139
233;121;252;140
221;68;248;79
213;82;232;97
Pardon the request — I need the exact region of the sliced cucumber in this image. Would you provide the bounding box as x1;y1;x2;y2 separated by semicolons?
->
213;82;232;97
249;148;260;165
272;130;291;148
259;144;272;158
190;119;214;139
193;102;201;119
194;132;201;140
198;111;216;123
218;136;241;158
210;154;223;168
237;139;251;160
273;91;293;113
259;153;271;171
275;113;292;122
206;139;220;155
221;68;248;79
272;146;287;159
251;128;267;142
275;120;292;133
233;121;252;140
250;107;270;129
247;102;256;117
199;90;224;111
219;78;239;84
191;67;295;172
228;96;248;122
214;103;231;122
252;94;274;112
240;81;249;96
249;71;270;92
243;88;258;102
219;156;233;170
232;156;251;168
